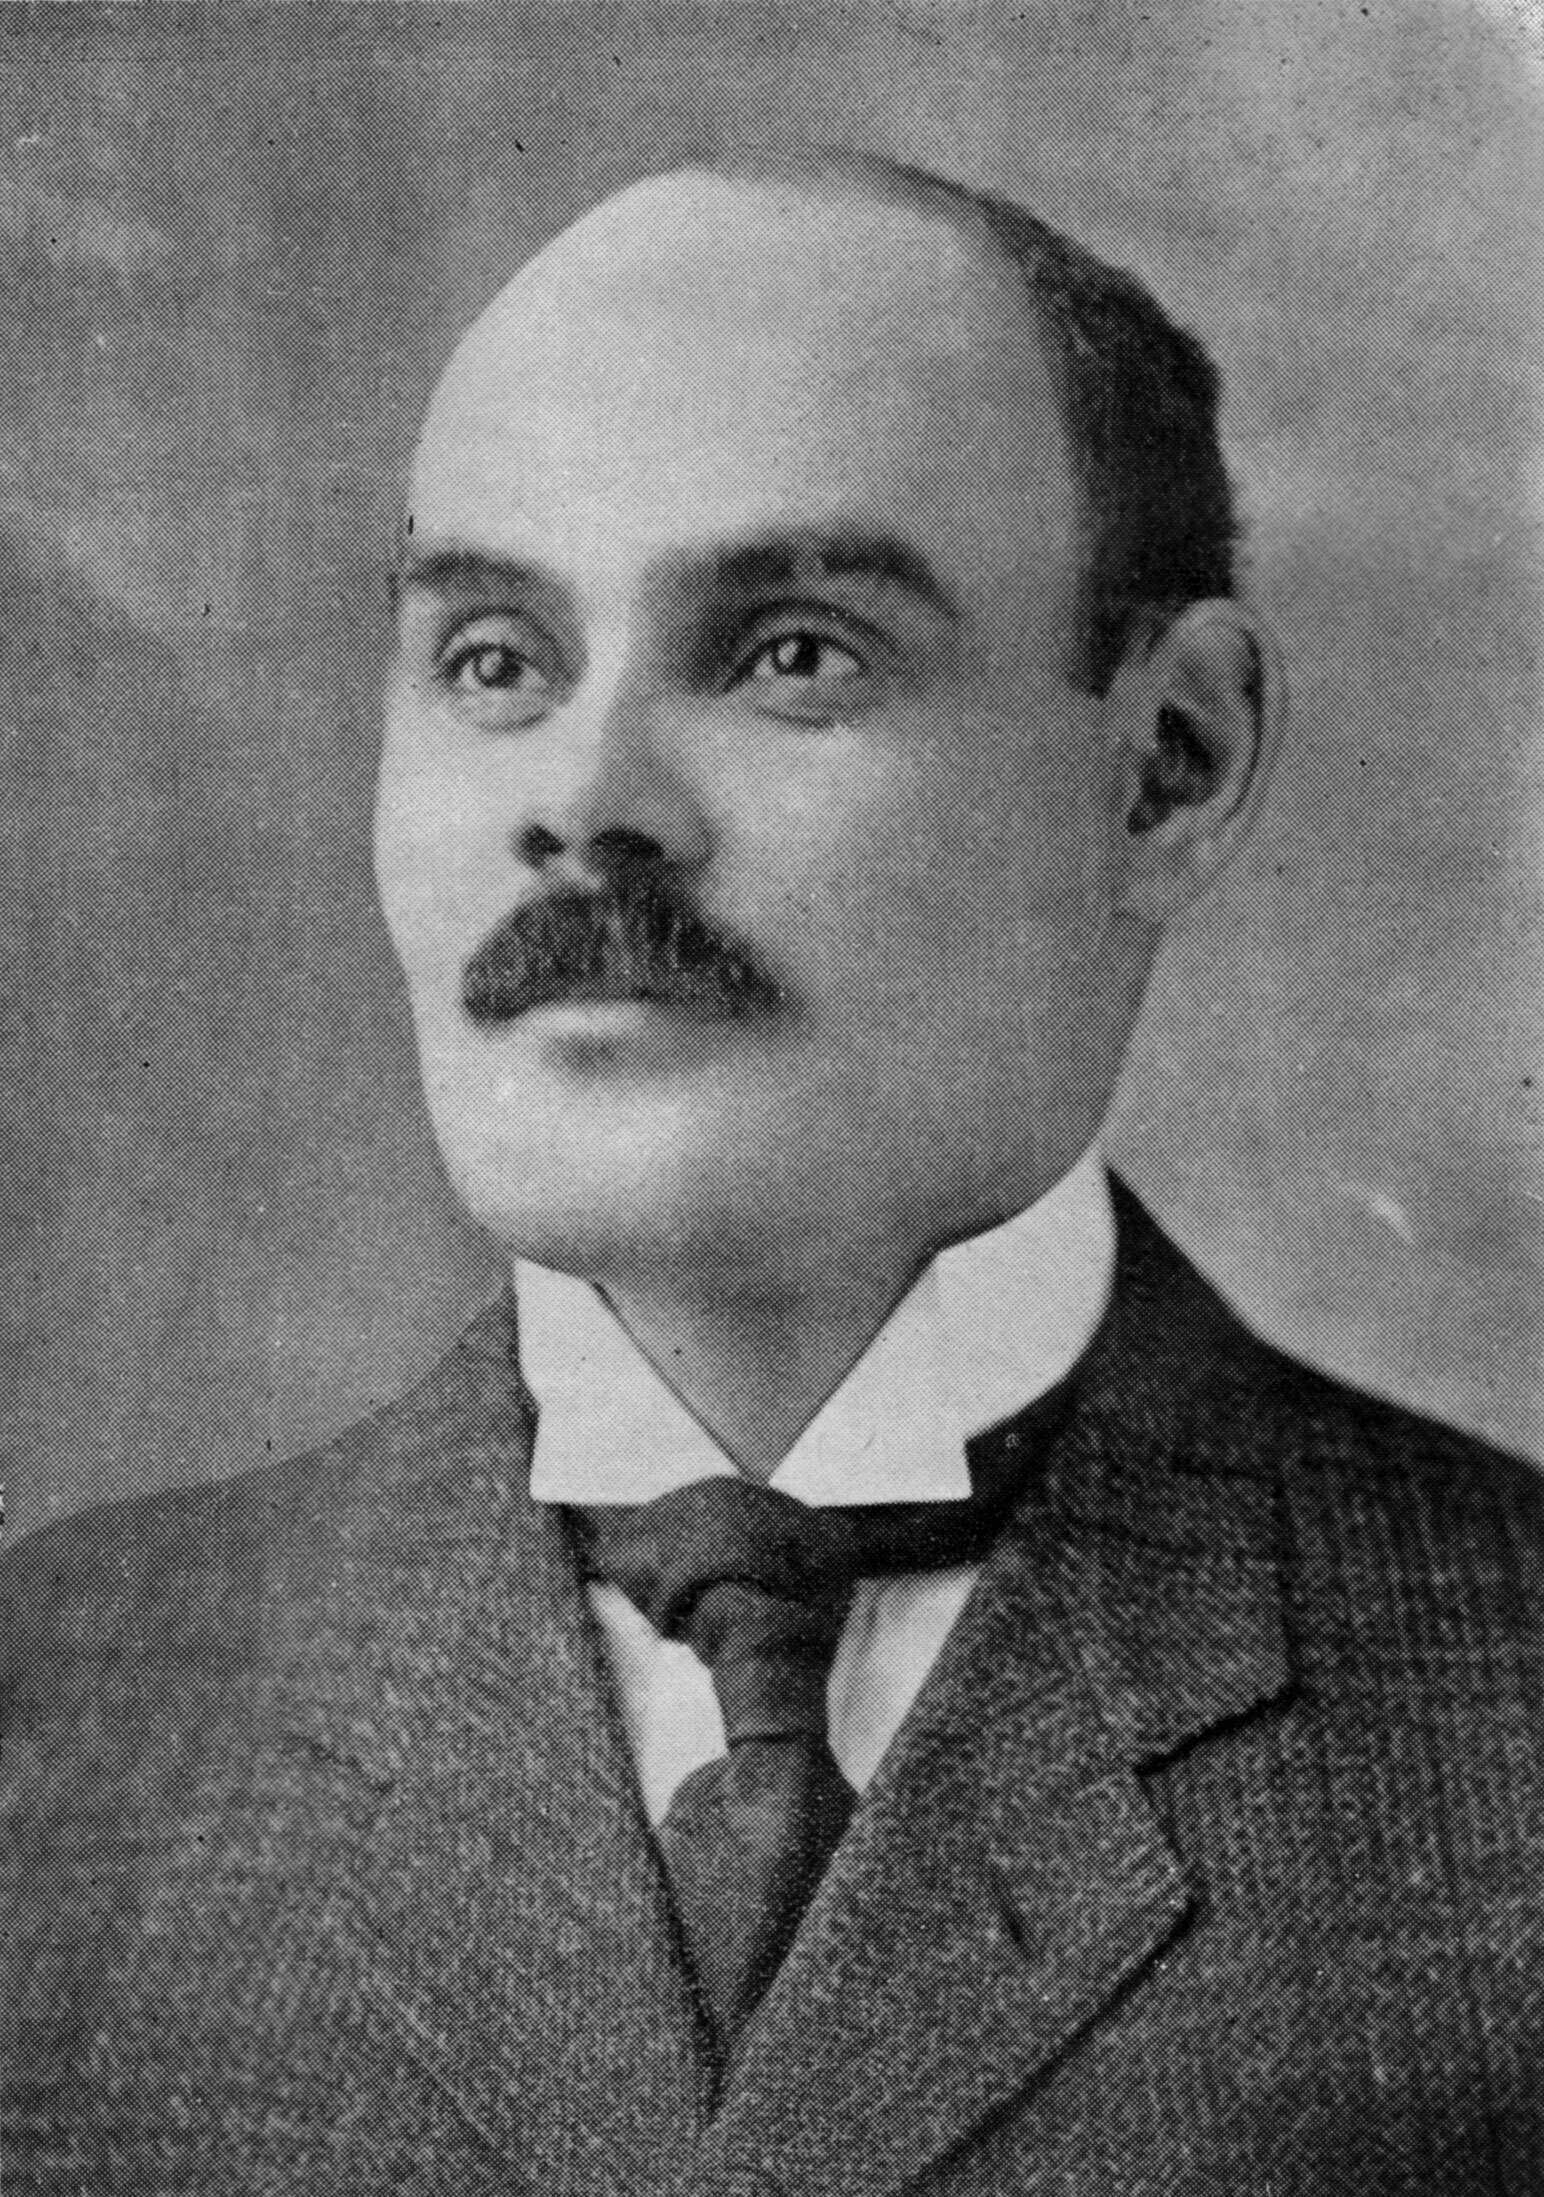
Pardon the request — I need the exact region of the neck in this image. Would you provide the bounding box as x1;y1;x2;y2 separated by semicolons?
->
597;1256;927;1483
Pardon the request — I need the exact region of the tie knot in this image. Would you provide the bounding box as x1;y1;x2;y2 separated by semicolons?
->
576;1478;855;1638
686;1579;843;1743
570;1461;1042;1747
571;1436;1040;1636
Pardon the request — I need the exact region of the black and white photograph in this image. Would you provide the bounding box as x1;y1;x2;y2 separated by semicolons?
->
1;4;1540;2190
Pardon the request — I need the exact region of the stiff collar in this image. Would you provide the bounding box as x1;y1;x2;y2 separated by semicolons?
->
520;1150;1114;1509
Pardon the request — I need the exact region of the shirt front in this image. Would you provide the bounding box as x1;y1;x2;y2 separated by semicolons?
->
520;1151;1115;1823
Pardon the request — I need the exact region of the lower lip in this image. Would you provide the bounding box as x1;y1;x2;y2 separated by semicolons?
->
499;997;754;1066
523;993;740;1026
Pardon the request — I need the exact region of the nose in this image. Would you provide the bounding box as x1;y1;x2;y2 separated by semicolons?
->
514;674;712;882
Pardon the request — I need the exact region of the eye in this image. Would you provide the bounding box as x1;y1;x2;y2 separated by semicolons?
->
435;614;560;727
448;640;543;693
740;630;866;690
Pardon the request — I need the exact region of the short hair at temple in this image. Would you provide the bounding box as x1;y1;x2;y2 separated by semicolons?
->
706;148;1239;695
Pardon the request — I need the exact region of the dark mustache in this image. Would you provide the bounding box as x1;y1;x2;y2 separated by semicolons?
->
462;882;790;1027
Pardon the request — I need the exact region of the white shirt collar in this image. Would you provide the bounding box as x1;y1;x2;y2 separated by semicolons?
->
520;1149;1114;1509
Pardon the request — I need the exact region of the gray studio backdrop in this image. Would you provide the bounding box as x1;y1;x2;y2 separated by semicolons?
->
2;1;1540;1538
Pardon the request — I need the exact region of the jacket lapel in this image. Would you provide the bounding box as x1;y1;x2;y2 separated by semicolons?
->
293;1301;712;2188
696;1206;1296;2197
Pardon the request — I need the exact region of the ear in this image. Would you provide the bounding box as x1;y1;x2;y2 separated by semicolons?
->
1108;598;1285;925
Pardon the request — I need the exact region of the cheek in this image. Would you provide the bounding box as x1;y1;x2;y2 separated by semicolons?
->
738;733;1107;1016
373;715;510;976
719;747;918;930
718;750;975;1014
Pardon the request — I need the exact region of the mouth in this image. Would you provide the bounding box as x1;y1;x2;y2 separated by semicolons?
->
463;970;770;1027
523;982;736;1017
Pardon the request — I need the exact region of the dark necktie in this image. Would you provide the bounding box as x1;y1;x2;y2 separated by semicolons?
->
567;1398;1062;2068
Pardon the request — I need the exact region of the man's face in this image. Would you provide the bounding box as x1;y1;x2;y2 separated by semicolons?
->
377;173;1146;1293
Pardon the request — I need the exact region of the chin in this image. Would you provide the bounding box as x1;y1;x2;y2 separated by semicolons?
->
417;1031;798;1278
433;1121;733;1285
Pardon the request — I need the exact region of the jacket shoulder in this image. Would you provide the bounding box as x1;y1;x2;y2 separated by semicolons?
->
2;1446;346;1718
1267;1345;1544;1664
1110;1173;1539;1489
0;1294;527;1763
1226;1295;1544;1559
1104;1176;1544;1643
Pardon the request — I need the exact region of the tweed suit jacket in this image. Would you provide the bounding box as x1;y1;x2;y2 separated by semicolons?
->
3;1179;1543;2195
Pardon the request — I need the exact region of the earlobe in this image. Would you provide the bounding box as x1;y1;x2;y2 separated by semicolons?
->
1114;599;1284;923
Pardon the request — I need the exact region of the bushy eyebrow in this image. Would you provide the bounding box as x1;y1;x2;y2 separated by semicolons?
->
391;543;555;607
391;527;963;627
701;529;963;624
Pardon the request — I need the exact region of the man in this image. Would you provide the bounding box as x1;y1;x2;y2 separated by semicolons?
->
2;150;1541;2195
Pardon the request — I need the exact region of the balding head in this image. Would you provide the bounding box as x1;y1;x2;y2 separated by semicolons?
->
415;150;1239;695
409;158;1085;684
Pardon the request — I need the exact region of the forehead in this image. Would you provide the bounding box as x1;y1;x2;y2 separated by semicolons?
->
409;174;1078;616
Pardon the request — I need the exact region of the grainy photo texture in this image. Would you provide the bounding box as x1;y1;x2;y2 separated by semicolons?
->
1;5;1541;2193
